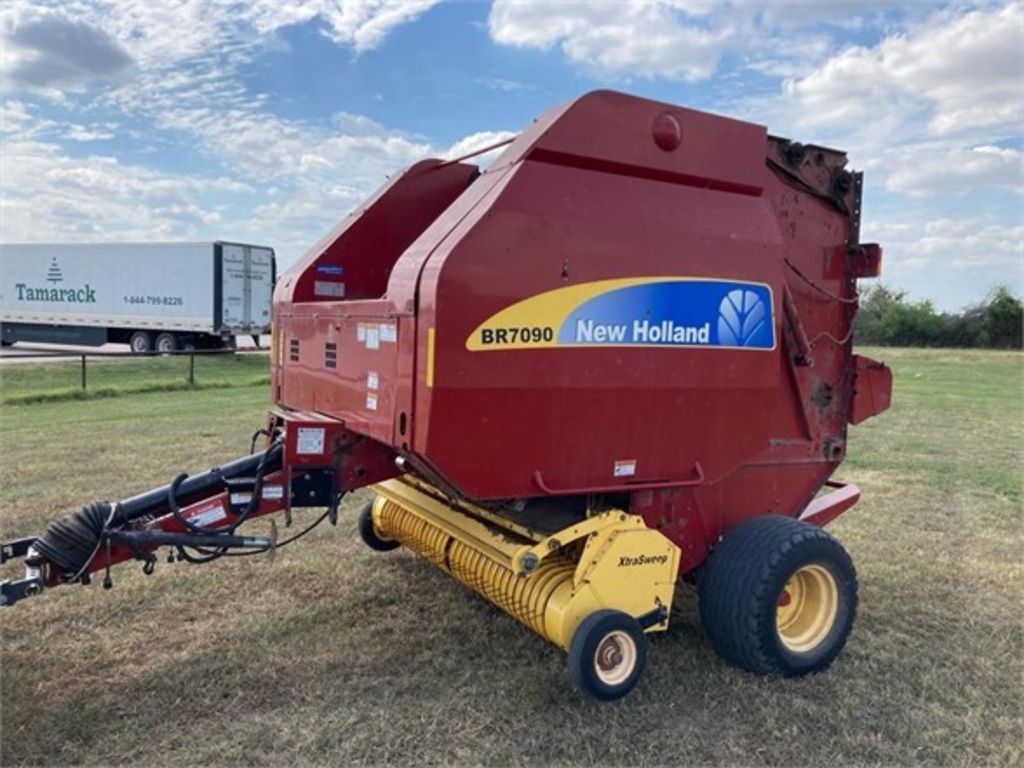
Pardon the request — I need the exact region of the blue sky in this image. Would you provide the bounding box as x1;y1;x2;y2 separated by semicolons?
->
1;0;1021;311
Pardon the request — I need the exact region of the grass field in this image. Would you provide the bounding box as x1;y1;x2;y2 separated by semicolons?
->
1;348;1021;766
0;352;269;405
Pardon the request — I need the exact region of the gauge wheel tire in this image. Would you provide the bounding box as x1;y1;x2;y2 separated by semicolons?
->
698;515;857;677
154;333;178;353
357;501;400;552
128;331;152;354
567;610;648;701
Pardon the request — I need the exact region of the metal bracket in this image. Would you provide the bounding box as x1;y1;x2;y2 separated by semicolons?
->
0;546;45;607
511;511;632;576
1;537;38;565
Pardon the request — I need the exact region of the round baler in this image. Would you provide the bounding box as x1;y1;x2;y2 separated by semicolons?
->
3;91;892;701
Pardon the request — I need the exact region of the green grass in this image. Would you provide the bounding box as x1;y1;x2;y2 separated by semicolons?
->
0;352;270;404
0;347;1021;766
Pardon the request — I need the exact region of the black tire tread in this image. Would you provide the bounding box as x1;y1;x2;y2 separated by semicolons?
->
698;515;857;676
567;609;648;702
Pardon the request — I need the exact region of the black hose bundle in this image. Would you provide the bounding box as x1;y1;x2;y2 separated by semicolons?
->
34;501;115;579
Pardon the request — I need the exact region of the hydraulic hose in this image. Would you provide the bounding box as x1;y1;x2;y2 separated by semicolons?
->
33;444;284;579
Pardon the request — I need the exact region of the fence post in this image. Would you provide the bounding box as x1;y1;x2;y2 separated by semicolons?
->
80;354;87;391
188;352;195;385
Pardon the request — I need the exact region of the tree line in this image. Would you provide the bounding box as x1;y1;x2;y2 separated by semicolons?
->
854;285;1023;349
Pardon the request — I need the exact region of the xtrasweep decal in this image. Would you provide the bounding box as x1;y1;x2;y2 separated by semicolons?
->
466;278;775;351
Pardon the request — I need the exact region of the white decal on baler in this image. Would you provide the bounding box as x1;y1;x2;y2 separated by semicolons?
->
188;502;227;527
296;427;325;455
614;460;637;477
314;280;345;298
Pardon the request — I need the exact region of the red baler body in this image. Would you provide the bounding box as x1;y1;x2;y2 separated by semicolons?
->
271;90;891;575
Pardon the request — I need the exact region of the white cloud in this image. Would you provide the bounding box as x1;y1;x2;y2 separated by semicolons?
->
1;134;250;243
64;123;117;141
885;144;1024;197
487;0;929;83
444;130;516;167
488;0;732;81
476;76;537;93
871;216;1024;273
781;3;1023;139
0;99;35;133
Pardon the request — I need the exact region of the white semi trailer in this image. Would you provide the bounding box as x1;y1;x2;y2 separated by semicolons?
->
0;242;275;352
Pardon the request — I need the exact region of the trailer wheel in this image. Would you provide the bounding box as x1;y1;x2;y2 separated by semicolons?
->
155;333;178;353
357;500;399;552
567;610;648;701
698;515;857;677
128;331;152;354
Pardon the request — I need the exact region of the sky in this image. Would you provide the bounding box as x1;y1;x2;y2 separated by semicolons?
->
1;0;1021;312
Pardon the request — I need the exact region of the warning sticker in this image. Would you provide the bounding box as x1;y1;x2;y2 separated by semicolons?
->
379;323;397;343
366;326;380;350
188;501;227;527
314;280;345;298
356;324;366;342
366;393;378;411
367;372;379;390
613;460;637;478
296;427;325;455
262;485;285;500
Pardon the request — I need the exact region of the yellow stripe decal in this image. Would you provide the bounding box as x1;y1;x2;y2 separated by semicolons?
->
426;327;436;388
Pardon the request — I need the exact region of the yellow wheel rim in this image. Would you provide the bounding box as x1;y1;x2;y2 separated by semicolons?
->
776;564;839;653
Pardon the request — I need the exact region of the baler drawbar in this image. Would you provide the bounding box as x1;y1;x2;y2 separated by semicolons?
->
1;91;891;701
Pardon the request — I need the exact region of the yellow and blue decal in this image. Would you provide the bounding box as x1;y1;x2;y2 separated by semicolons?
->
466;277;776;351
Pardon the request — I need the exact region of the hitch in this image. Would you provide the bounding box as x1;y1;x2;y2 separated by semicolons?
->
0;543;45;607
1;410;400;607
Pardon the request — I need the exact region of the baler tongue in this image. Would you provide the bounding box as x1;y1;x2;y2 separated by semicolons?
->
1;444;287;606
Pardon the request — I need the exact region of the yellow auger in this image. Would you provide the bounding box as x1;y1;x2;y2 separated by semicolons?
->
360;477;679;699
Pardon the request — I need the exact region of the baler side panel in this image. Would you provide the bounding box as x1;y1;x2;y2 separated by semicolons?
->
273;160;479;439
414;157;786;500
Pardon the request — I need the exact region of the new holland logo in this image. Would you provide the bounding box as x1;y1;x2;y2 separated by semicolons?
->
15;258;96;304
717;289;768;347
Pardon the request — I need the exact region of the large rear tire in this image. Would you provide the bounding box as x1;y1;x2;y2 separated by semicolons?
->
698;515;857;677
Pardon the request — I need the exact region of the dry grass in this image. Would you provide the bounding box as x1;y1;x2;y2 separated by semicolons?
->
0;347;1021;766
